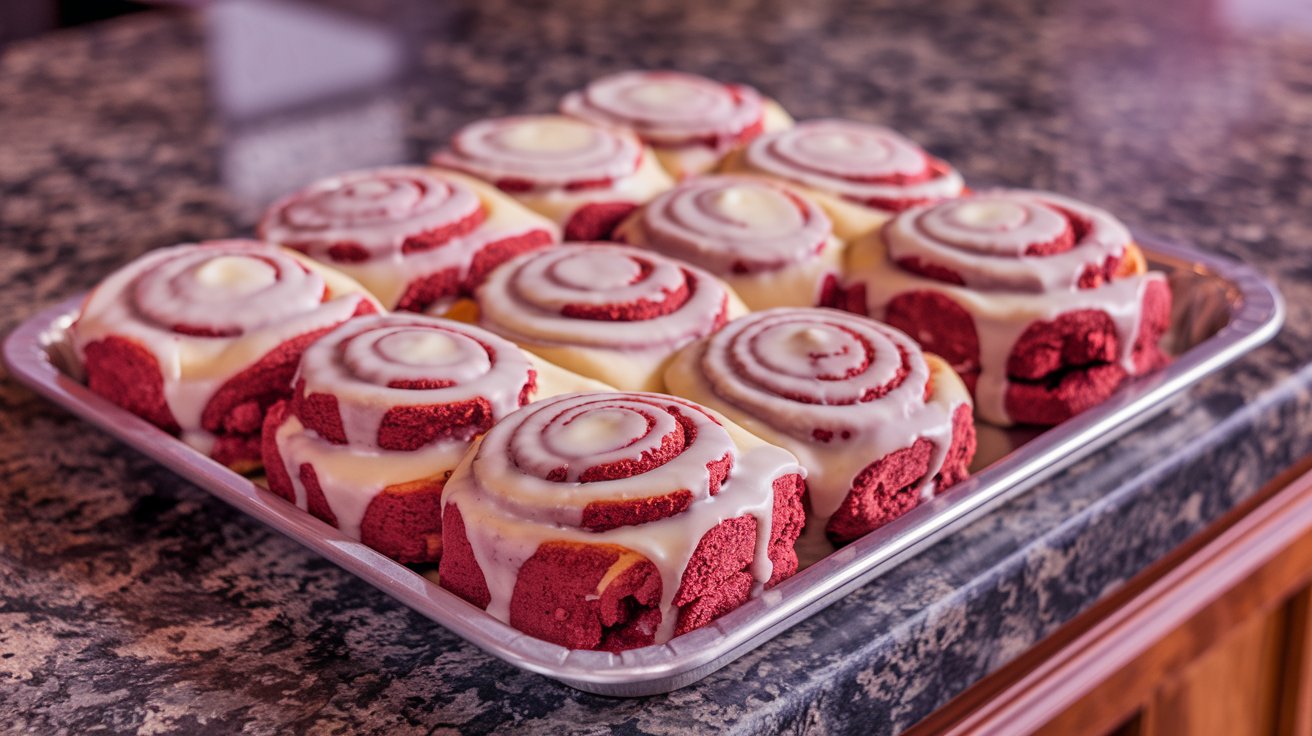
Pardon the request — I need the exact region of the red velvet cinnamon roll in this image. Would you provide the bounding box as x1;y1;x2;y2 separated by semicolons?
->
841;190;1173;426
666;308;975;546
258;167;557;313
439;391;806;651
69;240;379;471
721;119;965;240
431;115;673;241
614;175;845;310
261;314;608;563
472;243;747;392
560;70;793;180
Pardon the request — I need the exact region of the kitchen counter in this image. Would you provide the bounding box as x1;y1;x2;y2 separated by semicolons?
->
1;1;1310;733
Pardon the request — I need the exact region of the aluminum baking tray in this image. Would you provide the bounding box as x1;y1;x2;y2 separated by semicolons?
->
2;235;1283;696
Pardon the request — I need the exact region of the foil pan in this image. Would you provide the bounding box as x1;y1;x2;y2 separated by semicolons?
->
2;235;1283;696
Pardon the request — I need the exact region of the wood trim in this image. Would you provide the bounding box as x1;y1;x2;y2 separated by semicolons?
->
1278;588;1312;736
907;456;1312;736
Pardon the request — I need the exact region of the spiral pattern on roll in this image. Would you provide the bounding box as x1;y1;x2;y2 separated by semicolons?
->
843;189;1173;426
561;71;765;150
690;308;926;442
437;390;805;649
467;392;735;529
129;241;328;337
292;314;536;452
665;307;977;544
71;240;374;469
477;244;731;352
742;119;963;212
883;190;1131;292
259;167;486;263
632;175;831;275
432;115;645;191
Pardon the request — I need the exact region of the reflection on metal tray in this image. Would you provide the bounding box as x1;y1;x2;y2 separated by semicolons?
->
2;235;1284;696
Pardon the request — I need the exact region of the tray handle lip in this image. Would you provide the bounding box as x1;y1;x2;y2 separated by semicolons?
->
0;234;1287;692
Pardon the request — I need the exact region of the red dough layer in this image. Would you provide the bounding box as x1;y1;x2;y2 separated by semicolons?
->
765;473;807;587
938;403;977;489
292;369;535;452
393;229;556;313
571;415;730;532
400;207;488;256
394;268;462;313
881;278;1172;426
378;398;498;451
466;230;556;288
580;490;693;532
512;542;665;651
438;503;493;608
883;290;979;380
261;400;297;504
298;463;338;526
359;477;445;563
439;472;806;651
83;335;180;433
824;403;976;545
563;202;638;241
560;268;690;321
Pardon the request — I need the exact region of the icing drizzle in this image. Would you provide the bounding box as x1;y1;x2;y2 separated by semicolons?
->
665;308;969;527
260;167;485;261
70;240;368;452
440;391;799;644
476;243;730;355
561;70;765;151
743;119;964;212
884;190;1131;292
618;175;842;309
273;314;536;540
628;175;831;274
432;116;645;191
259;167;557;310
856;190;1165;424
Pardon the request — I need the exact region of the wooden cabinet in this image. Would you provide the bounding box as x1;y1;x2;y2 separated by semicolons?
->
910;459;1312;736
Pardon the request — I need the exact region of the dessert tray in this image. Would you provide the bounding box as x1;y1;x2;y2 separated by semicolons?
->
2;234;1283;696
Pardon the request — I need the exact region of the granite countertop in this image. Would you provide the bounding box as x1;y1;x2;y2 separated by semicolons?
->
2;0;1311;732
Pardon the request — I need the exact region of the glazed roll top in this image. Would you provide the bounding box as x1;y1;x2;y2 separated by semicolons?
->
884;190;1131;291
439;391;807;651
70;240;377;470
474;243;746;392
258;166;557;312
845;190;1172;426
431;115;674;241
666;308;975;545
262;314;545;563
727;119;964;240
615;175;844;310
560;70;788;178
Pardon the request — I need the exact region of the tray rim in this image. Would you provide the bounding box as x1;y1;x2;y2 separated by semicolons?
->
1;234;1285;696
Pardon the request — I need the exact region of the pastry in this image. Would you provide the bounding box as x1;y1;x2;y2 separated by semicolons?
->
614;174;845;310
666;307;975;545
261;314;607;563
471;243;747;392
720;118;964;240
431;115;673;241
439;391;806;650
560;70;793;179
69;240;379;471
840;190;1173;426
258;166;557;313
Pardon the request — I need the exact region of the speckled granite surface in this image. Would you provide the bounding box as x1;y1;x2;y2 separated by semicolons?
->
1;0;1310;733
